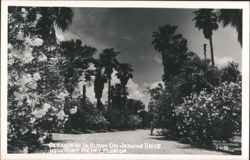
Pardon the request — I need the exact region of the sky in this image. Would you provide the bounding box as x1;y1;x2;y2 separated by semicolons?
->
56;8;242;106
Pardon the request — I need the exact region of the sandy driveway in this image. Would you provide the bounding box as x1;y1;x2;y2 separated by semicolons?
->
49;129;228;154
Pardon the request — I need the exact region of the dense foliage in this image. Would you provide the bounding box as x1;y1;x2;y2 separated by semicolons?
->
8;7;71;152
175;81;241;145
150;22;242;147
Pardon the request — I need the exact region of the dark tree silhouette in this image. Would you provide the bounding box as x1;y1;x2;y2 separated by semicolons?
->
152;25;189;82
221;62;241;82
219;9;242;46
99;48;119;108
177;56;221;97
94;61;107;110
36;7;73;44
110;83;124;109
115;63;133;107
127;99;145;114
60;39;96;98
116;63;133;88
193;9;219;66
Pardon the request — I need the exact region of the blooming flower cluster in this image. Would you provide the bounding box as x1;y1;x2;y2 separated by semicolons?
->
8;7;69;153
175;81;241;144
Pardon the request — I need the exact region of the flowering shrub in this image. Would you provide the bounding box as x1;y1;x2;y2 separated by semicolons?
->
175;81;241;145
8;7;69;152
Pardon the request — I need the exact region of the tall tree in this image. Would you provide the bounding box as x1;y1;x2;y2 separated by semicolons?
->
152;25;189;82
193;9;219;66
110;83;124;109
219;9;242;46
115;63;133;107
116;63;133;88
99;48;119;108
94;61;107;110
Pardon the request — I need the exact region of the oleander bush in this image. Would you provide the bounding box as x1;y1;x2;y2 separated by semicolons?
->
175;81;241;146
7;7;71;153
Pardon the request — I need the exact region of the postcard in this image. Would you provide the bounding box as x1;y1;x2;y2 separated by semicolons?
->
1;1;249;160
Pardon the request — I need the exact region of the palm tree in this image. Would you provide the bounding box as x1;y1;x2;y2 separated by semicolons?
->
94;61;107;110
219;9;242;46
152;25;189;82
36;7;74;44
116;63;133;88
115;63;133;107
193;9;219;66
99;48;119;108
110;83;124;109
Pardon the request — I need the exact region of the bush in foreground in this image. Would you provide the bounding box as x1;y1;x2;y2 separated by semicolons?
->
175;81;241;146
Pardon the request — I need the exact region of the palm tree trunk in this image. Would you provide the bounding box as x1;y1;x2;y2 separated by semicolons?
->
97;98;102;110
82;84;86;105
108;78;111;108
209;36;215;66
203;44;207;60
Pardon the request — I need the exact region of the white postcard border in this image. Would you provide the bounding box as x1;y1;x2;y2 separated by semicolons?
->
1;1;249;160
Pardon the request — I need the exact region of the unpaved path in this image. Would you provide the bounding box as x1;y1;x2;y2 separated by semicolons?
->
49;129;228;154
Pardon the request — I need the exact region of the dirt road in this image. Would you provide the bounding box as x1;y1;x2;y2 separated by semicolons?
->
49;129;228;154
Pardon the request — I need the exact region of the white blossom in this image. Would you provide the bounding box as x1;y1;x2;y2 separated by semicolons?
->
32;38;43;46
37;54;47;62
57;91;69;100
31;129;37;134
69;106;77;114
33;72;41;81
30;117;36;123
13;91;25;101
28;81;37;89
16;31;25;40
56;110;65;120
38;137;44;143
42;103;51;112
20;73;33;86
22;50;34;63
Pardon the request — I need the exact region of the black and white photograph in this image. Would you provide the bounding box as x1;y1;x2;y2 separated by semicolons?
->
1;1;249;160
